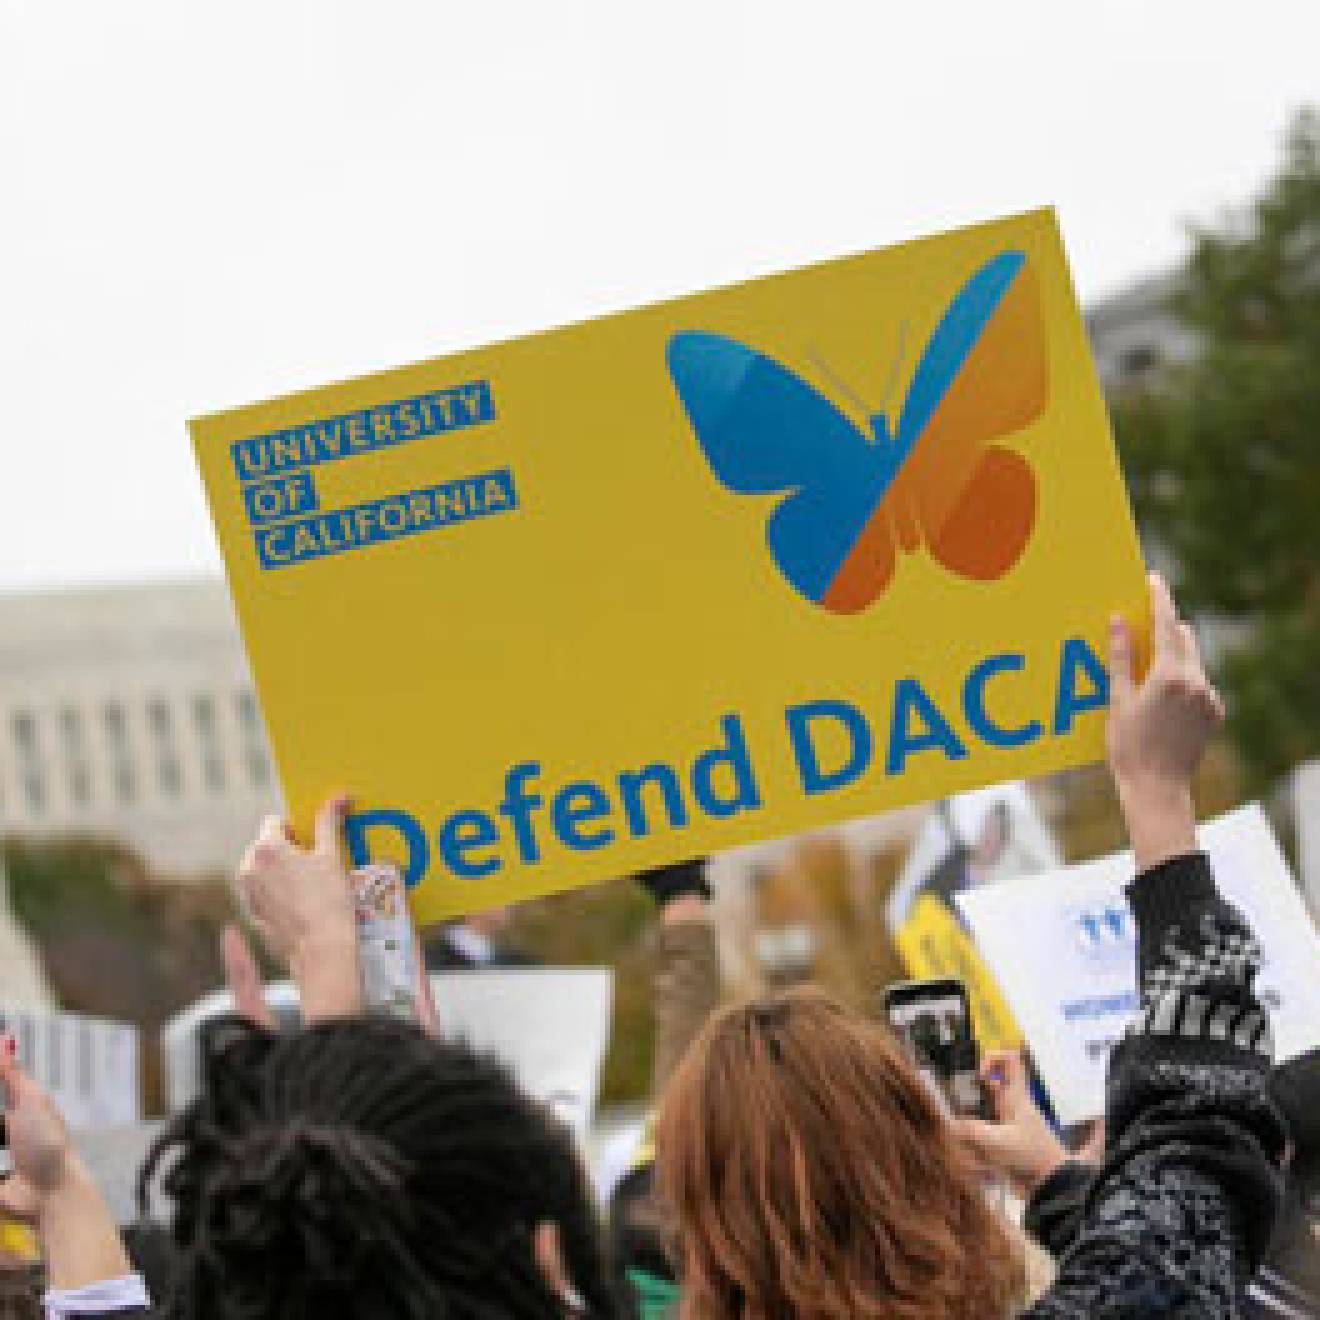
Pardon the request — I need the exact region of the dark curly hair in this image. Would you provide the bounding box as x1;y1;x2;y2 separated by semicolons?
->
140;1014;619;1319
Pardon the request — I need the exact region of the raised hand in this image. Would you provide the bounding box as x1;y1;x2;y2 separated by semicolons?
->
1107;573;1224;871
234;794;362;1020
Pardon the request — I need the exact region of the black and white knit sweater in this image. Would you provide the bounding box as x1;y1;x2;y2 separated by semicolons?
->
1024;851;1288;1318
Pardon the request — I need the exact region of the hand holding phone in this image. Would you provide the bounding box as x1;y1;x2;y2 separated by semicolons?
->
953;1049;1071;1196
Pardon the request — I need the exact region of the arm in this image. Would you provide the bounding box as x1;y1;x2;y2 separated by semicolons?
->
651;906;721;1099
0;1035;150;1313
1027;576;1287;1317
636;860;722;1098
1022;1161;1095;1260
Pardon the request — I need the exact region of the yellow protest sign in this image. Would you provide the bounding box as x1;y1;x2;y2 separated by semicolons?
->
191;208;1146;924
894;894;1023;1052
0;1217;38;1261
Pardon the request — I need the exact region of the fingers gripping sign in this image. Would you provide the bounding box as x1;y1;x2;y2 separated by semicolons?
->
1105;572;1224;870
232;795;443;1029
232;794;364;1021
236;796;354;954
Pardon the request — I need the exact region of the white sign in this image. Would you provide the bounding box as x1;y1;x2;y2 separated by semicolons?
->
957;804;1320;1124
429;969;613;1141
161;969;613;1142
886;781;1062;933
1295;758;1320;915
0;1007;140;1129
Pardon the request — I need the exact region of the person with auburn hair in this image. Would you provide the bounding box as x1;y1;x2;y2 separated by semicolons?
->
658;987;1029;1317
657;576;1288;1318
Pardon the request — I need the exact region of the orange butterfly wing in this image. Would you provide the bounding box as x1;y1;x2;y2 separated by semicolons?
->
821;254;1047;609
890;256;1047;579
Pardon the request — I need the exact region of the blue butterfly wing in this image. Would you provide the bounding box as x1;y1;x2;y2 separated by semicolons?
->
895;250;1029;456
667;332;876;490
765;476;890;604
666;331;887;604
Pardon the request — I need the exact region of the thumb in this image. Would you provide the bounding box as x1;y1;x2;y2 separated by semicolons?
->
314;793;350;857
978;1049;1022;1117
1107;614;1135;708
952;1116;1006;1162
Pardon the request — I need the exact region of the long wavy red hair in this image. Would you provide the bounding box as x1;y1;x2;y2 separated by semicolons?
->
656;987;1026;1319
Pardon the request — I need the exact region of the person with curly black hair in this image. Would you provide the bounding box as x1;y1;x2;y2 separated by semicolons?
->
138;1012;619;1319
0;1010;621;1319
0;788;625;1318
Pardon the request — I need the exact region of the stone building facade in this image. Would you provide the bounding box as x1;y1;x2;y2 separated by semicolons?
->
1084;272;1197;395
0;580;279;874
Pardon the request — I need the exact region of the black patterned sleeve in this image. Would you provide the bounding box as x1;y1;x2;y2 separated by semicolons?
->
1023;1160;1094;1258
1025;852;1288;1319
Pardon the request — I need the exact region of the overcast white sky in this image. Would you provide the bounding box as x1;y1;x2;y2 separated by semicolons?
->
2;0;1317;593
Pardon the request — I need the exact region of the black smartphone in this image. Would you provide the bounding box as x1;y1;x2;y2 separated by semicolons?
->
883;977;988;1119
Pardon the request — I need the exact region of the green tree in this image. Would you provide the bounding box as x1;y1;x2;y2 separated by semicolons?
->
1117;107;1320;787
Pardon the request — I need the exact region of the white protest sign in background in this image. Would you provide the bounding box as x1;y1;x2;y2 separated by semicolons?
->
0;1007;140;1130
429;968;613;1142
885;782;1063;934
1295;757;1320;915
162;969;613;1142
957;804;1320;1125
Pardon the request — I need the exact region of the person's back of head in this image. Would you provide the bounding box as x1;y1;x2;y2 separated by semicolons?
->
656;987;1025;1320
143;1014;617;1320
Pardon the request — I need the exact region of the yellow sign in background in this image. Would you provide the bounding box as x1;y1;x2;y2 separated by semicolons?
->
192;209;1147;924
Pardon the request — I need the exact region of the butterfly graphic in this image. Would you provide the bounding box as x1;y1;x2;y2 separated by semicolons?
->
665;249;1048;614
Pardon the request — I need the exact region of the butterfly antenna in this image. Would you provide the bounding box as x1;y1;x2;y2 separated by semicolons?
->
804;345;872;420
878;322;909;416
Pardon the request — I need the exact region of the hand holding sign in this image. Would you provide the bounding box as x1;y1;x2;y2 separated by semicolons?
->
193;208;1148;922
235;795;362;1021
1107;574;1224;871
